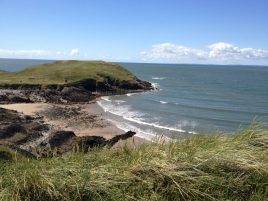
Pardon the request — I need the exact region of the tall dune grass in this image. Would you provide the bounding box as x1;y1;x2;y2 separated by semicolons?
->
0;124;267;200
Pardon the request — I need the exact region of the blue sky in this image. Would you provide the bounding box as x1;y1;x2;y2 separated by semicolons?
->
1;0;268;64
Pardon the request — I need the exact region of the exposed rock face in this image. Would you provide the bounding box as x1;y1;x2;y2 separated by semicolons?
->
38;105;107;130
39;131;136;156
0;77;153;104
0;108;136;158
0;108;49;145
0;87;95;104
0;91;33;103
47;131;76;148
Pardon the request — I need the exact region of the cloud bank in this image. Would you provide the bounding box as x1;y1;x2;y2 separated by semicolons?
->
141;42;268;64
0;48;79;59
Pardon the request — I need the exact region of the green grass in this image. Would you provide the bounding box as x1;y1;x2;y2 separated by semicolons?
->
0;124;267;201
0;145;25;163
0;60;136;85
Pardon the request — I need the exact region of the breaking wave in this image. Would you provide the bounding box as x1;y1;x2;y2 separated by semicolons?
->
159;101;168;104
152;77;166;80
97;98;196;140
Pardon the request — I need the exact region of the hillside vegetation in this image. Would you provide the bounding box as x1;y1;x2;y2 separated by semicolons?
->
0;60;136;85
0;124;267;201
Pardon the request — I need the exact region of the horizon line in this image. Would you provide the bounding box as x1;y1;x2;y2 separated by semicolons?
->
0;57;268;67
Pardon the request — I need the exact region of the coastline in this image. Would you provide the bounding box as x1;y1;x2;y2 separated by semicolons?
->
0;102;149;147
0;60;155;153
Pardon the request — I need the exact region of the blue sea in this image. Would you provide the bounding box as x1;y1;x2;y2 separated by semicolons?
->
1;59;268;140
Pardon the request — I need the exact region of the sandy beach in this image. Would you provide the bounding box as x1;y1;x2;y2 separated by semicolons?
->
0;102;148;147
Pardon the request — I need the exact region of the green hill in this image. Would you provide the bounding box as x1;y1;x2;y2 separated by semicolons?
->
0;124;267;201
0;60;136;85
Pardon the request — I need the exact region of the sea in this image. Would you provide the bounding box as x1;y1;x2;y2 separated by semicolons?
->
1;58;268;140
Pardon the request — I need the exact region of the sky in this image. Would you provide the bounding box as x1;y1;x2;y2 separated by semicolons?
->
0;0;268;65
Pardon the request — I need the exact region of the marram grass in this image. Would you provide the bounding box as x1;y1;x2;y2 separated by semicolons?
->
0;124;267;201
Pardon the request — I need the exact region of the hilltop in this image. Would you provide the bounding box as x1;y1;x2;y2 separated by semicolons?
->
0;60;136;84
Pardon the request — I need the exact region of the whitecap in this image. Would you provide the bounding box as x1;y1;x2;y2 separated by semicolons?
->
115;100;126;104
152;77;166;80
126;92;141;96
176;120;198;134
106;118;160;141
159;101;168;104
123;117;194;134
97;100;194;134
101;96;111;102
151;82;160;90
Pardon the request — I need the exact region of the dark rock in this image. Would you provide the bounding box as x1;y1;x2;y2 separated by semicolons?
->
70;78;97;91
9;95;32;103
48;131;76;148
7;144;37;159
0;123;25;140
6;124;25;134
75;136;107;152
0;108;49;145
0;76;152;104
60;87;94;102
106;131;136;146
0;107;137;158
39;130;136;155
75;131;136;152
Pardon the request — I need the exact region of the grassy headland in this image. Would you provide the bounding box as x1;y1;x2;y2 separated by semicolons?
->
0;60;136;85
0;60;152;102
0;124;267;201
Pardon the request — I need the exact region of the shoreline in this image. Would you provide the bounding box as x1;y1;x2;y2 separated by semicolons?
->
0;102;150;147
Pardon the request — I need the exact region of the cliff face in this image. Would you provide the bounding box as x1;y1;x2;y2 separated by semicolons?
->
0;78;152;104
0;76;152;92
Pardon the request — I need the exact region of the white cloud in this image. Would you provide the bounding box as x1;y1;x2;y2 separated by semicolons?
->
208;42;268;60
69;48;79;56
141;42;268;64
0;48;79;59
141;43;206;60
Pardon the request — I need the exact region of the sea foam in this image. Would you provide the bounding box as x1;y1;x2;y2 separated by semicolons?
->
97;98;196;138
151;82;160;90
152;77;166;80
159;101;168;104
101;96;111;102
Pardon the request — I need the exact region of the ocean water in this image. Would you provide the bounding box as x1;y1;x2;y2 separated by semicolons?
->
98;63;268;140
0;58;54;72
1;59;268;140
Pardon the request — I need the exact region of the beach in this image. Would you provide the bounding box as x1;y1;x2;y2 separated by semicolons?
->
0;102;148;148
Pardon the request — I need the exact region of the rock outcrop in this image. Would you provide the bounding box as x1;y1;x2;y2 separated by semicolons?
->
0;77;153;104
0;108;136;158
0;108;50;145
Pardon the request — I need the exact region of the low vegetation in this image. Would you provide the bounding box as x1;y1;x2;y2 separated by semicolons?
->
0;60;136;85
0;124;267;201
